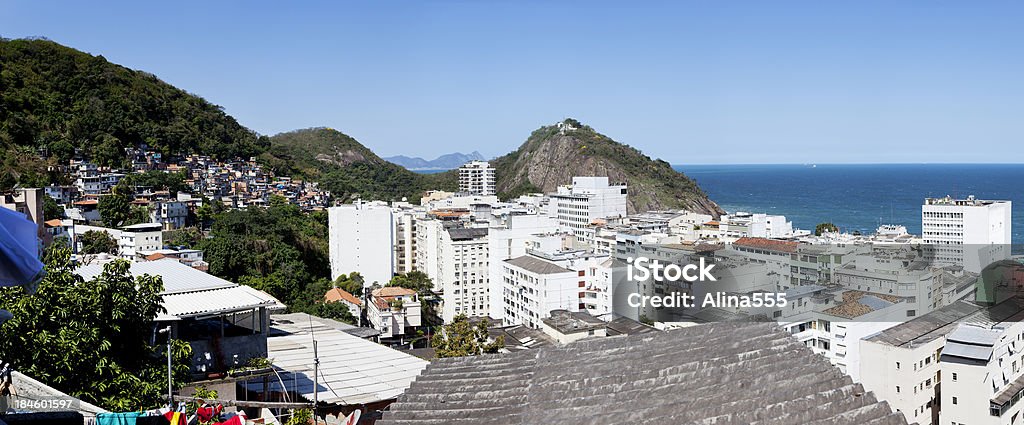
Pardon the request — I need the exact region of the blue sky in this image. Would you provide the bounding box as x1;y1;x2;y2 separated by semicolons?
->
2;1;1022;164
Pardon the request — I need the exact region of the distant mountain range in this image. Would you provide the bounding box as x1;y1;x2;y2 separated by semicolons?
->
384;152;486;170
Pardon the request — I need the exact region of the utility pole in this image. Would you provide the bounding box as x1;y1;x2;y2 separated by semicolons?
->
158;326;172;404
313;340;319;423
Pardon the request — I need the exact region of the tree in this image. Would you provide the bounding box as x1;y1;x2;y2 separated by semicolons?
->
79;230;118;254
431;315;504;358
0;246;192;409
166;227;204;248
98;185;133;227
334;273;365;296
815;222;839;236
387;271;433;293
42;193;64;220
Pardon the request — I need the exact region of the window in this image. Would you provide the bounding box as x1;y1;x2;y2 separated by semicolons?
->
896;362;901;370
952;396;957;405
952;373;957;382
896;386;900;393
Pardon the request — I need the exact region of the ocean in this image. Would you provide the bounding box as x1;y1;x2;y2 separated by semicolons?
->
674;164;1024;245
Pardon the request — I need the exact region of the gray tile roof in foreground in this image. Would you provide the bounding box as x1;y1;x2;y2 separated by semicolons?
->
504;255;573;275
378;322;908;425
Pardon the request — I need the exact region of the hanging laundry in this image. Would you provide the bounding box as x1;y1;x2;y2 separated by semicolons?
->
213;412;246;425
96;411;143;425
196;403;223;423
136;415;171;425
162;411;186;425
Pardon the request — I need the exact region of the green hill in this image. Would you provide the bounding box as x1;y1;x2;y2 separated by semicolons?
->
0;38;266;188
489;120;722;215
262;128;454;202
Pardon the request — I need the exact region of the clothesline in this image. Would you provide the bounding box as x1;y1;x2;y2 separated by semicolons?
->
170;395;312;409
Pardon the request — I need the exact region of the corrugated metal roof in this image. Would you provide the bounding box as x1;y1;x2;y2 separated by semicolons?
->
77;259;283;321
76;259;235;294
942;341;993;361
158;285;284;320
947;324;1001;346
249;313;428;406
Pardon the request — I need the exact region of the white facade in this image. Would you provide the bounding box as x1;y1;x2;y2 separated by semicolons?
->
458;160;496;196
551;177;627;242
861;328;946;424
438;227;490;322
367;287;422;340
922;196;1011;273
717;212;794;239
501;250;610;329
150;200;188;230
941;323;1024;425
392;205;422;275
328;202;394;287
119;222;163;260
486;213;561;319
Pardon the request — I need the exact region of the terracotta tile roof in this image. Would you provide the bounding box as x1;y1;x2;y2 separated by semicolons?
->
145;253;167;261
733;237;799;253
44;219;63;227
373;287;416;297
324;287;362;306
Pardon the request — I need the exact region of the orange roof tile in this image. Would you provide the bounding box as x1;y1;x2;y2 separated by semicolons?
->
44;219;63;227
373;287;417;297
733;237;799;253
324;287;362;306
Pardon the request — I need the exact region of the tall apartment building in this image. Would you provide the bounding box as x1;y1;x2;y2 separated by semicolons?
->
458;160;496;196
551;177;627;242
486;213;561;319
922;195;1011;273
501;247;610;329
328;201;394;287
438;227;490;322
392;205;422;275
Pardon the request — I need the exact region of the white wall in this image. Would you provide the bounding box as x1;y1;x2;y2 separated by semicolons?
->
328;203;394;287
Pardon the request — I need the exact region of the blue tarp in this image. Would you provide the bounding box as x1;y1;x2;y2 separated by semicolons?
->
0;205;44;287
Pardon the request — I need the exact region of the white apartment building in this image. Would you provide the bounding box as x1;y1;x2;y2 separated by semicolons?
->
501;248;610;329
392;204;423;275
328;201;394;286
486;213;561;319
860;299;1024;425
149;200;188;230
458;160;496;196
439;227;490;322
922;195;1011;273
366;287;422;342
551;177;627;242
414;217;446;291
941;320;1024;425
119;222;163;260
718;212;794;239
